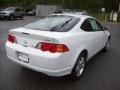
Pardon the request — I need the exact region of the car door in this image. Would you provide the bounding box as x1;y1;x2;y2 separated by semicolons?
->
81;18;106;58
15;8;21;17
81;18;99;58
88;18;106;51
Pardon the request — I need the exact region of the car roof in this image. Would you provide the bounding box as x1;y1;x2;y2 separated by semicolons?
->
51;13;93;19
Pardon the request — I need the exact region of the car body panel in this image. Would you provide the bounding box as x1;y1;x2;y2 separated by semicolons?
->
5;14;110;76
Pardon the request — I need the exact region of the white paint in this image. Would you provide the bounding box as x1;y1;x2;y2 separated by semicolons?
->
5;14;110;76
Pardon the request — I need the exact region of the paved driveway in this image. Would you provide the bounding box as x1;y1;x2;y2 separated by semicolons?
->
0;17;120;90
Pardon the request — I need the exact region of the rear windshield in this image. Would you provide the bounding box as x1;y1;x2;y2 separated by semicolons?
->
24;15;80;32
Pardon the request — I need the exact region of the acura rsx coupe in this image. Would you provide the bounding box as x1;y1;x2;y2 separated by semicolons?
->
5;13;111;79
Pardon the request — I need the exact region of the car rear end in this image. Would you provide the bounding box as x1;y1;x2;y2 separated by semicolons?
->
6;28;75;76
5;15;81;76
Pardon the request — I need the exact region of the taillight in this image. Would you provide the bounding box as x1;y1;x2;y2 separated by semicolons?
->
8;34;17;43
36;42;69;53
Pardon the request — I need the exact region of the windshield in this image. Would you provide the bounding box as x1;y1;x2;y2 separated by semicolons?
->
24;15;80;32
4;7;15;11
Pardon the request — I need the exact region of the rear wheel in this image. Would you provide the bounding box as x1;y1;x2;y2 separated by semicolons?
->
71;52;87;79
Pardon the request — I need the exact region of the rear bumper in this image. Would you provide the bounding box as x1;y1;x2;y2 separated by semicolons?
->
5;42;73;76
7;55;71;76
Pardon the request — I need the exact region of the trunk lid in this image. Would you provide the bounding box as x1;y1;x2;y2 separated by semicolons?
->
9;27;64;48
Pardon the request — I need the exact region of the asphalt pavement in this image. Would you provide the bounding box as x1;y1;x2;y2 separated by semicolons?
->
0;16;120;90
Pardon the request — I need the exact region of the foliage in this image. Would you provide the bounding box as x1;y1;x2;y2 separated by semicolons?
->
0;0;119;12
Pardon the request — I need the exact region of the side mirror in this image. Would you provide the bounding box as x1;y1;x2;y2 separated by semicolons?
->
104;26;109;30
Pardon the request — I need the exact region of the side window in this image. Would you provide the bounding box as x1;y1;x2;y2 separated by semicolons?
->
16;8;21;12
81;19;93;32
18;8;21;12
15;8;18;12
89;19;98;31
21;9;24;12
89;18;104;31
96;21;104;31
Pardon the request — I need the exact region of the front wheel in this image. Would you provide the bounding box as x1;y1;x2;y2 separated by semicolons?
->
71;52;86;79
103;39;110;52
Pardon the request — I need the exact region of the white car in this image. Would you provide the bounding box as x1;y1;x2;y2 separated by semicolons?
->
5;13;111;79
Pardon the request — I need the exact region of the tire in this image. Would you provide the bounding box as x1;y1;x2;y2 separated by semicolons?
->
10;15;14;21
71;52;87;79
103;39;110;52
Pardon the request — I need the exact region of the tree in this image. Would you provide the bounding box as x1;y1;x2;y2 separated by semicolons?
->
0;0;119;12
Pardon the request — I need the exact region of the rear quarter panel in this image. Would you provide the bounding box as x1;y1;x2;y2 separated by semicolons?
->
56;32;96;68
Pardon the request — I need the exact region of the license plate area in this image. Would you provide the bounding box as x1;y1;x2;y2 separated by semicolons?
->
17;52;29;63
